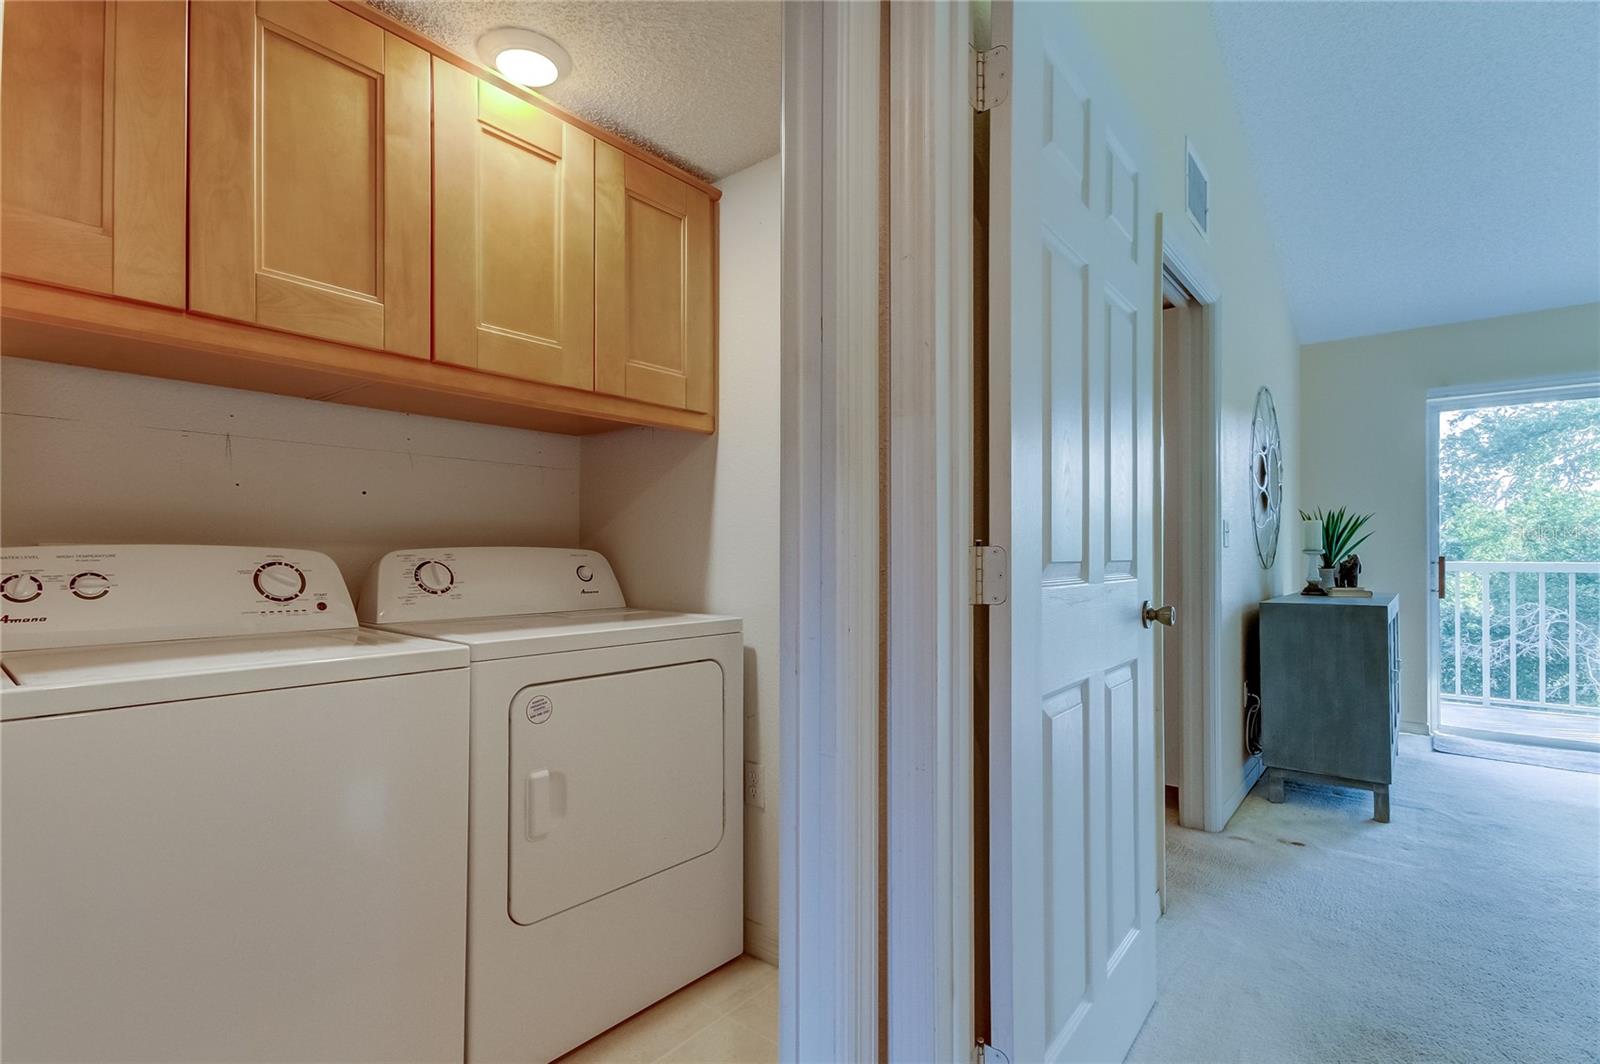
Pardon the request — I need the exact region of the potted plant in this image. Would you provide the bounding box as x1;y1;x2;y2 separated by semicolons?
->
1299;507;1373;589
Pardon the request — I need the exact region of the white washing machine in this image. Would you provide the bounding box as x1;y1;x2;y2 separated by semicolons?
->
359;547;744;1063
0;545;471;1064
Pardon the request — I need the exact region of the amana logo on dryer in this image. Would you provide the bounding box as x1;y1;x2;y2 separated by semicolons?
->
0;614;47;624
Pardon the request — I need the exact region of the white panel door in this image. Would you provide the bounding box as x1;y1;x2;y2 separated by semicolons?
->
990;2;1159;1061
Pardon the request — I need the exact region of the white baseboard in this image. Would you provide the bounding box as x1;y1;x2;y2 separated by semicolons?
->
1209;754;1264;832
1400;720;1431;736
744;918;779;966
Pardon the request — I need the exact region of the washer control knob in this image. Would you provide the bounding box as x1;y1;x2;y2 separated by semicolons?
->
1;574;43;603
70;572;112;600
253;561;306;602
575;565;594;583
414;560;455;595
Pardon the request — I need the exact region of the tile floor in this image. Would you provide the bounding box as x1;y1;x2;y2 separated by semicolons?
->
557;955;777;1063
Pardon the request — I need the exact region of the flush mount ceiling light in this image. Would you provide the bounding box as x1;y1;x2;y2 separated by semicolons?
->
477;27;571;89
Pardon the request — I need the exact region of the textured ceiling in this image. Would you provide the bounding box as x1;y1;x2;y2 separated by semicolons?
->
1212;2;1600;343
371;0;781;180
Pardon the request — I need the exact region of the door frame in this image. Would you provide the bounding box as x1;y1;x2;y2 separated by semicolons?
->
1155;226;1227;833
782;2;977;1058
1423;371;1600;741
778;3;882;1061
884;1;976;1060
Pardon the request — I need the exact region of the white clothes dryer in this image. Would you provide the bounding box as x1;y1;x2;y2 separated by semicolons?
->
0;545;470;1063
360;547;743;1063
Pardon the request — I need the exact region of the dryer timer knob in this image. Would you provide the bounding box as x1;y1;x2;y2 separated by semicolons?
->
575;565;594;583
414;560;455;595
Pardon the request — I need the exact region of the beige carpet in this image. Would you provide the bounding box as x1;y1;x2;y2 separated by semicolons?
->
1128;735;1600;1063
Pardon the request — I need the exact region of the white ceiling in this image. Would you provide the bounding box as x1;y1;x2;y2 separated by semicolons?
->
1211;1;1600;344
371;0;781;181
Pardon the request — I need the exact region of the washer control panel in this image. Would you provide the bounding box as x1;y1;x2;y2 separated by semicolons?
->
359;547;625;624
0;545;356;652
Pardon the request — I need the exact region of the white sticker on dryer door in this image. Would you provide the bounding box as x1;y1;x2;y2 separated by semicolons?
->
524;693;553;724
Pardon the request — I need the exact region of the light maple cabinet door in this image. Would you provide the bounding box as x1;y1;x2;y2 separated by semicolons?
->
189;1;430;356
433;60;595;389
0;0;186;307
595;145;715;414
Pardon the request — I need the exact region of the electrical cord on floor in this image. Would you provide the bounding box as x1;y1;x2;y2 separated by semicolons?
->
1244;692;1263;756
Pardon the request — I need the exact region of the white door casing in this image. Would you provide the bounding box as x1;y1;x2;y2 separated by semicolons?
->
989;2;1160;1060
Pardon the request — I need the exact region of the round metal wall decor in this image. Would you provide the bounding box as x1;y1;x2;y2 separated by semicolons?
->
1250;386;1284;568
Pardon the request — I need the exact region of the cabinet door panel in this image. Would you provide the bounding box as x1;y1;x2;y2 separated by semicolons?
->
433;62;594;389
595;147;714;413
0;0;185;306
190;0;429;356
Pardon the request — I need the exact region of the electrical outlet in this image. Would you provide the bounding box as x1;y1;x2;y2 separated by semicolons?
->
744;761;764;809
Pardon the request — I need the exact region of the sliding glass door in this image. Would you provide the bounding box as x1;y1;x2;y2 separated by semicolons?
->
1427;378;1600;765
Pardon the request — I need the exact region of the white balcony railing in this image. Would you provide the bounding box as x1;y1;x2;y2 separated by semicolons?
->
1441;561;1600;715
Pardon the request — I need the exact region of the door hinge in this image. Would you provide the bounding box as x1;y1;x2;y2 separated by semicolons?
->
971;543;1009;606
973;1040;1012;1064
970;44;1011;112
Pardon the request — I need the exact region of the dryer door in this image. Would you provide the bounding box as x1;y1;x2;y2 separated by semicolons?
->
508;659;725;925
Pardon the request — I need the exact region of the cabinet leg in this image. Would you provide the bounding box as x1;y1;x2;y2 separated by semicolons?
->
1266;769;1285;804
1373;785;1390;824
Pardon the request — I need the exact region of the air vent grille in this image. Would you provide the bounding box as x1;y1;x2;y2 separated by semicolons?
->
1185;139;1209;238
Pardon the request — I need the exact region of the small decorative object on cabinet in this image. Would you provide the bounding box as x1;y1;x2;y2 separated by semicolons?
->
1300;519;1327;595
1300;506;1373;593
1259;592;1400;822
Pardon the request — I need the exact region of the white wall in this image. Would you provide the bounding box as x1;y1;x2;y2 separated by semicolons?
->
0;358;579;587
1300;302;1600;731
579;154;781;961
1078;2;1303;824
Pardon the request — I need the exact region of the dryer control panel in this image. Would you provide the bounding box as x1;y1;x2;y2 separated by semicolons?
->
0;545;356;652
359;547;625;624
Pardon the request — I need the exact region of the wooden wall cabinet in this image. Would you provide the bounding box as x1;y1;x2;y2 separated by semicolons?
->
1;0;720;436
596;145;716;414
0;0;186;307
189;0;431;357
433;60;596;390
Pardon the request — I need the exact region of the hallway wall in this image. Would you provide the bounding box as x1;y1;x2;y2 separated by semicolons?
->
1078;2;1303;826
1300;302;1600;731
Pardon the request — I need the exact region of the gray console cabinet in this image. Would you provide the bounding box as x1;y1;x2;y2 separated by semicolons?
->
1259;593;1400;821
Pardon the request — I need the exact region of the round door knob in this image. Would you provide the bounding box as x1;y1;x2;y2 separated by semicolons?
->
1;574;43;603
414;560;454;595
70;572;111;600
1141;601;1177;629
254;561;306;602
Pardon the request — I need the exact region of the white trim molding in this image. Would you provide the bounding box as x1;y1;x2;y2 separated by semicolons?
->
778;3;881;1061
885;1;975;1061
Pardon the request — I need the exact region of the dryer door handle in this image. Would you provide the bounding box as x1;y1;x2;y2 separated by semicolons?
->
524;770;553;840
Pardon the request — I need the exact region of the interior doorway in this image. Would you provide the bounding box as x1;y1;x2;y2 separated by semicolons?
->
1427;377;1600;771
1158;242;1223;833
